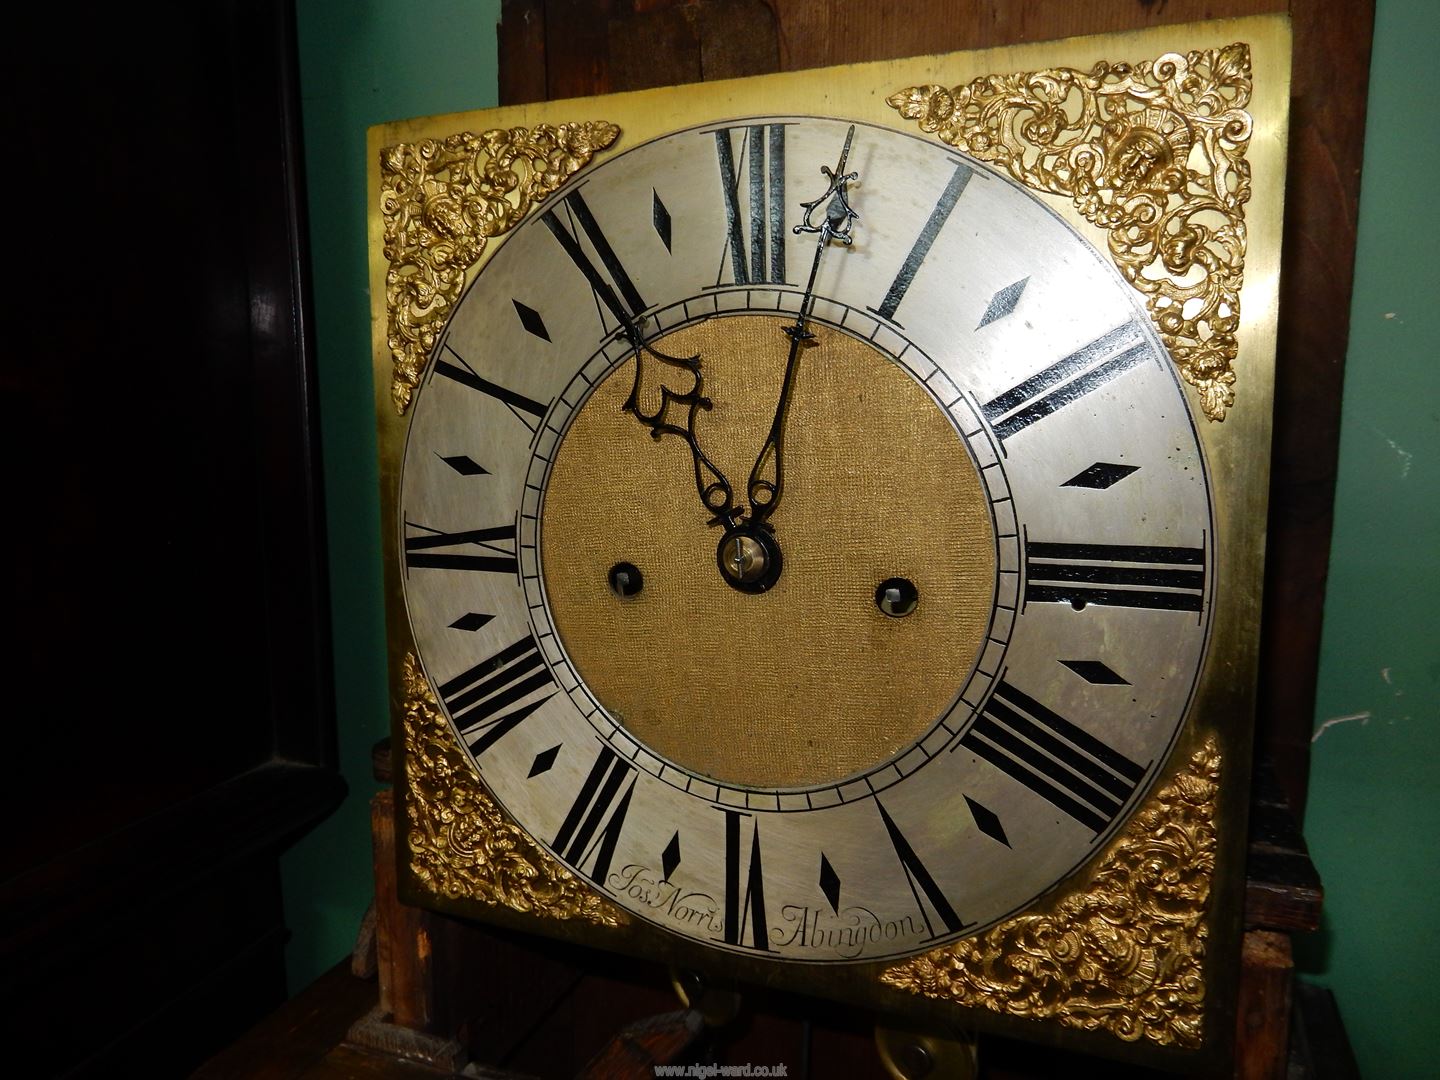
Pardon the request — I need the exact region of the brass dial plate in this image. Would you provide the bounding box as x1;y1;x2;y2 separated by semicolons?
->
397;116;1214;962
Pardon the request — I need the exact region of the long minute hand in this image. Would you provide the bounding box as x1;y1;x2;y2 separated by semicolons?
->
746;125;859;528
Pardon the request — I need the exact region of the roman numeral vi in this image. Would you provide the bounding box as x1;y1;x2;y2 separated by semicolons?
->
722;811;770;951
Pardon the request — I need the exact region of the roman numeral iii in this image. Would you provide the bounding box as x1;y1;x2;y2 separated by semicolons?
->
1025;540;1206;612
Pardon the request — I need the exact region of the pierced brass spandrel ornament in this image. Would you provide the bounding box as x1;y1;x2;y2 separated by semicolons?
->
401;652;626;927
880;737;1221;1049
889;45;1253;420
381;121;621;414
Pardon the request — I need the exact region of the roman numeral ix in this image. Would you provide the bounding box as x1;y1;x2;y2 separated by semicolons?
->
961;680;1147;833
404;521;517;575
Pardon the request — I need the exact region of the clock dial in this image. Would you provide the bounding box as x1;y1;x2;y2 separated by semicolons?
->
398;117;1213;963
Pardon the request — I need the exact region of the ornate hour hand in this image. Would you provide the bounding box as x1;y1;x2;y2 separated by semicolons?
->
621;329;743;530
746;125;860;528
539;191;740;529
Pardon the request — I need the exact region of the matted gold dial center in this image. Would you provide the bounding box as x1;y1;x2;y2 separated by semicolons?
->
540;314;996;789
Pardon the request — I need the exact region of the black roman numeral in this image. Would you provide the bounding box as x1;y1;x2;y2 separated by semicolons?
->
542;190;648;332
713;124;787;285
553;744;636;885
981;320;1151;441
404;521;517;575
722;811;769;951
1025;541;1206;612
870;159;975;324
434;345;550;433
961;680;1147;833
875;802;967;938
438;634;555;756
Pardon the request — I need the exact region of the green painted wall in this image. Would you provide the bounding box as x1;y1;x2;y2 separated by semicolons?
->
283;0;502;992
284;2;1439;1075
1297;1;1440;1077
